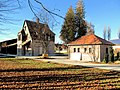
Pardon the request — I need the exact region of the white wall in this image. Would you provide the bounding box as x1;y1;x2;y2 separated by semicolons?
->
112;45;120;51
70;53;81;61
69;45;101;62
17;22;32;56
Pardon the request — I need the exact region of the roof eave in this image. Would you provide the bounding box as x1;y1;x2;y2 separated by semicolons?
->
67;43;114;46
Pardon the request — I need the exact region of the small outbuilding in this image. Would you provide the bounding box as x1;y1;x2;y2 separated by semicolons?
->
68;34;113;62
0;39;17;55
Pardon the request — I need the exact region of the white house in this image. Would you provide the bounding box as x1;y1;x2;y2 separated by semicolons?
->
68;34;113;62
17;19;55;56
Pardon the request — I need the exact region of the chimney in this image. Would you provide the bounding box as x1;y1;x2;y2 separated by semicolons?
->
36;18;39;24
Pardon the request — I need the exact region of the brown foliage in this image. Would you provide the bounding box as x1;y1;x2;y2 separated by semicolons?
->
0;59;120;89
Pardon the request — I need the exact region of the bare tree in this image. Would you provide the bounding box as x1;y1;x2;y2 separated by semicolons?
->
118;29;120;39
0;0;21;24
34;9;58;30
28;1;64;53
0;0;64;25
28;0;64;20
33;10;57;55
87;22;95;35
103;26;106;40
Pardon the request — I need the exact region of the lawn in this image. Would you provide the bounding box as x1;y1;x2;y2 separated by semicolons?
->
0;58;120;89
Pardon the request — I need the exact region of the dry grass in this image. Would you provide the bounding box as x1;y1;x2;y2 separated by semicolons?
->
0;58;120;89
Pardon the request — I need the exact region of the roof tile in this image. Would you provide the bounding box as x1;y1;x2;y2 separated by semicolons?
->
69;34;113;45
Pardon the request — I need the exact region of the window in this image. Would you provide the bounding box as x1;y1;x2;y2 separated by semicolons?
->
84;48;87;53
89;48;92;53
24;26;26;30
74;48;76;52
48;36;50;41
78;48;80;52
106;48;108;54
52;36;55;41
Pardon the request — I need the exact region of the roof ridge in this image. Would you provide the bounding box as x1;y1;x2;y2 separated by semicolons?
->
23;20;55;40
69;34;113;45
95;35;113;44
25;20;45;25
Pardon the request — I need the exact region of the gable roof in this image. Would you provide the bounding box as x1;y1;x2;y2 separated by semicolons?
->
0;39;17;47
68;34;113;45
22;20;55;40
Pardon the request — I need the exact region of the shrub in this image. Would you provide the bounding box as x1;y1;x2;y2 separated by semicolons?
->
103;54;109;63
102;58;106;63
110;47;114;62
117;52;120;60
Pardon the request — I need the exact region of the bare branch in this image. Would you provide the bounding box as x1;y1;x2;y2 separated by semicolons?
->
0;0;21;25
34;0;65;19
28;0;61;24
16;0;21;8
28;0;38;18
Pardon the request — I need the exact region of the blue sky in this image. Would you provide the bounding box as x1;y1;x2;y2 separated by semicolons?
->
0;0;120;43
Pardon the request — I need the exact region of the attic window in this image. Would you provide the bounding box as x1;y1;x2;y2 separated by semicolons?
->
24;26;26;30
35;31;38;35
48;36;50;41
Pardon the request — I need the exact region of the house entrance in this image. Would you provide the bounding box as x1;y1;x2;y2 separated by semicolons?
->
34;46;42;56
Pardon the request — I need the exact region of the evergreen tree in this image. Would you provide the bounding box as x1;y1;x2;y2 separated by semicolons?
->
60;6;76;43
103;26;106;40
117;52;120;60
75;0;87;39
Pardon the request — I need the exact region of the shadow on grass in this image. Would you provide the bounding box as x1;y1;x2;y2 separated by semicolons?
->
0;66;120;89
0;65;90;72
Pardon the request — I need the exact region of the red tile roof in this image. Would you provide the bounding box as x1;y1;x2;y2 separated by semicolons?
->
69;34;113;45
